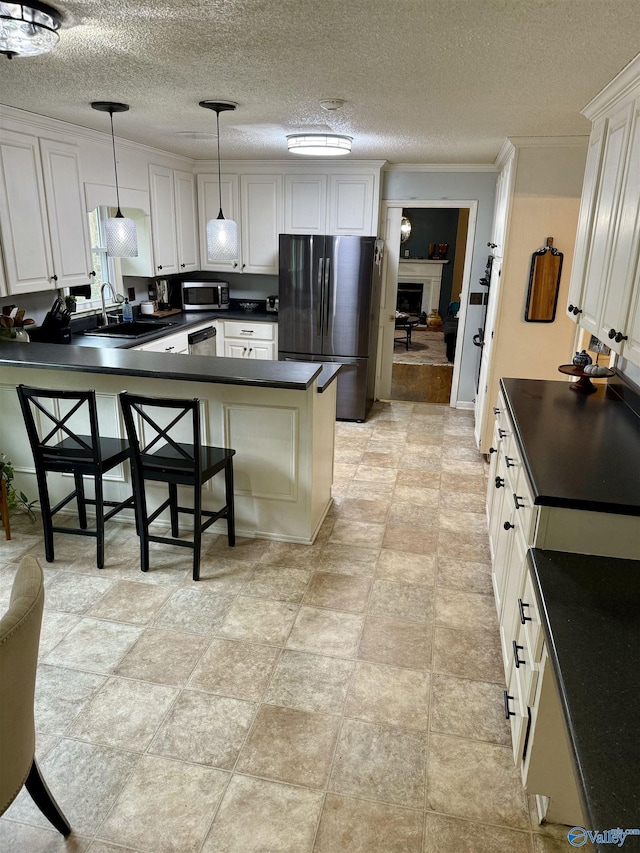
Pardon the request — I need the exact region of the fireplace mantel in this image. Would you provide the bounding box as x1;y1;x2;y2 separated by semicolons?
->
397;260;449;314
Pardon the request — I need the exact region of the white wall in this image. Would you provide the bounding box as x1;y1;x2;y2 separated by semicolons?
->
382;170;498;405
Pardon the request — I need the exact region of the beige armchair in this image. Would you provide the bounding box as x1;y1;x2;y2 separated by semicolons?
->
0;555;70;836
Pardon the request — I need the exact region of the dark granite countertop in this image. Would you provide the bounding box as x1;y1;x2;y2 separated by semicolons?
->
0;341;321;391
500;378;640;516
528;549;640;843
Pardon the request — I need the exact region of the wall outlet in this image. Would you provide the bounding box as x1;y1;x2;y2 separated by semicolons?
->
404;250;410;257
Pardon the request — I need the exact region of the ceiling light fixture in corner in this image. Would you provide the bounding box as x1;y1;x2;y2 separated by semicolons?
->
199;100;239;263
0;1;62;59
287;134;352;157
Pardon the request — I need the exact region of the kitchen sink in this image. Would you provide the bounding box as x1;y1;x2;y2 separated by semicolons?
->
83;321;176;339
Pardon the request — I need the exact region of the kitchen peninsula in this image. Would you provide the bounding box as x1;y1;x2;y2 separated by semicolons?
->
0;342;340;544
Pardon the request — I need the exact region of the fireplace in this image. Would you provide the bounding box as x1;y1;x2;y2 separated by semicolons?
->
397;282;423;315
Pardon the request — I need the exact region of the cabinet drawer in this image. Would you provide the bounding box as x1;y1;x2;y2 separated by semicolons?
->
509;468;537;544
504;665;529;766
134;330;188;353
520;570;544;664
514;615;539;710
222;320;274;341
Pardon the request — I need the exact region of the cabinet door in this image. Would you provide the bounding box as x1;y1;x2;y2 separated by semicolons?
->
224;341;249;358
598;98;640;356
39;139;92;288
174;170;199;272
283;174;327;233
578;102;633;336
0;128;54;294
197;173;241;272
327;174;375;236
248;341;275;360
149;164;179;275
240;174;283;274
566;118;607;322
490;151;514;259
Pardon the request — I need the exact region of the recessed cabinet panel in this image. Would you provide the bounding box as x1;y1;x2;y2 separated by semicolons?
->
240;174;283;275
197;173;241;272
40;140;92;286
149;165;179;274
174;169;199;271
327;175;375;236
0;130;53;293
283;174;327;234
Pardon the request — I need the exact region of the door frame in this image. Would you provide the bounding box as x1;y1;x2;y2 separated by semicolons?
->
376;199;478;406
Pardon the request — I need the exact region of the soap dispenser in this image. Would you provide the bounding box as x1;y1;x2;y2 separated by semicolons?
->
122;298;133;322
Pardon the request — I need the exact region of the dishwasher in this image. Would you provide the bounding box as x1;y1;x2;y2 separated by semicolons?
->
188;325;217;356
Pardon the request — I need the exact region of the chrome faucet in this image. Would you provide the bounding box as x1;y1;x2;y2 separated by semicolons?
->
100;282;117;326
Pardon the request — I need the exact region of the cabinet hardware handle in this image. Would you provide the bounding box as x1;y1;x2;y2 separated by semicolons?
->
608;328;616;339
503;521;515;530
180;263;186;268
241;330;255;334
89;270;96;277
495;476;505;489
518;598;532;624
164;346;174;352
51;274;58;282
242;264;246;269
513;494;525;510
572;306;582;315
493;407;500;415
512;641;525;668
498;428;507;439
568;303;574;312
249;348;253;353
157;265;163;270
233;262;238;268
615;331;628;343
487;242;497;249
489;447;497;454
505;456;515;468
504;691;515;719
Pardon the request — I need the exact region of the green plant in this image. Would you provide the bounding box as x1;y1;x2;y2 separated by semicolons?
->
0;453;37;521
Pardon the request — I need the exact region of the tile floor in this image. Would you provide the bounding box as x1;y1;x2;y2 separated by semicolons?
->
0;401;578;852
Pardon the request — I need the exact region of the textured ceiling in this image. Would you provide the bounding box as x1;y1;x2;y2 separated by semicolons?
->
1;0;639;163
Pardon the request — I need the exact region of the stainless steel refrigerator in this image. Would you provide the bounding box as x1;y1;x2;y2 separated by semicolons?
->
278;234;381;421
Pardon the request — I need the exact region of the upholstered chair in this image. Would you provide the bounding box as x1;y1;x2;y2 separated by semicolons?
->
0;554;70;836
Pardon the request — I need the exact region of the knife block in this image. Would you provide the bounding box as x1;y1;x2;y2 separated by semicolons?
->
29;326;72;344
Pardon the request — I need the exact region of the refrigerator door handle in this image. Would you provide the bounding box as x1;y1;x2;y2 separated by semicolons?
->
324;256;331;338
317;256;325;336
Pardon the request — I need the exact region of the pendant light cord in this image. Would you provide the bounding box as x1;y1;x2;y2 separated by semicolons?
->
216;108;224;219
108;108;122;215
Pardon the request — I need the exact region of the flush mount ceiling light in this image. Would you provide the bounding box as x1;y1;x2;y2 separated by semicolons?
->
91;101;138;258
0;1;61;59
199;100;239;263
287;133;352;157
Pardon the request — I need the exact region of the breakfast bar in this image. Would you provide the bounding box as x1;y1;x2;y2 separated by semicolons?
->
0;342;340;544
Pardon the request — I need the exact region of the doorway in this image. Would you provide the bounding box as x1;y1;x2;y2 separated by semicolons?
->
376;200;478;406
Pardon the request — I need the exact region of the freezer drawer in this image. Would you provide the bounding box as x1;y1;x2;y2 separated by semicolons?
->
280;352;370;421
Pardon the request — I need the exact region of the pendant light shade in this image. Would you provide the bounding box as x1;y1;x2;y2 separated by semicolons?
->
199;100;238;262
0;1;61;60
287;133;352;156
91;101;138;257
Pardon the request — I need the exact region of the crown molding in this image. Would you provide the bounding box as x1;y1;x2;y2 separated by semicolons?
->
383;162;498;173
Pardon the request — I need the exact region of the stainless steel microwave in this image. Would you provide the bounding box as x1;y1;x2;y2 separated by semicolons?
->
181;281;229;310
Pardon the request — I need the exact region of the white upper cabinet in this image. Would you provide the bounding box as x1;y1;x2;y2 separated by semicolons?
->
240;174;283;274
0;130;91;295
149;165;199;275
283;174;327;234
197;172;242;273
568;54;640;365
327;174;376;236
488;146;515;259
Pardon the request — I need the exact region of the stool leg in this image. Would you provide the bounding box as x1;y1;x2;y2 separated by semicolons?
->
74;472;87;529
192;482;202;582
225;460;235;547
0;478;11;541
169;483;179;537
25;759;71;837
94;475;105;570
35;468;55;563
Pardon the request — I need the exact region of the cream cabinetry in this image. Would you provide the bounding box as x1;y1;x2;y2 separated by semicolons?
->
566;55;640;366
0;131;92;295
219;319;277;360
132;328;189;354
487;386;640;826
197;172;282;274
283;169;379;237
149;165;199;275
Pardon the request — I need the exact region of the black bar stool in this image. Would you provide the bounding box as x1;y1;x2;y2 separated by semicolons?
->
16;385;134;569
119;391;235;581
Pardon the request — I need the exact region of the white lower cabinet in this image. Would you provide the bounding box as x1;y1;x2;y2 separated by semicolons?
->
133;329;189;354
219;320;277;360
487;390;639;827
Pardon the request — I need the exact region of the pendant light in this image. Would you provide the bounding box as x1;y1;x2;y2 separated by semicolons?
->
199;100;238;262
0;1;61;60
91;101;138;257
